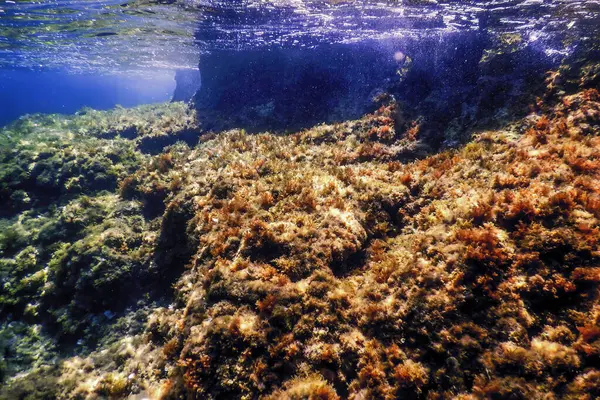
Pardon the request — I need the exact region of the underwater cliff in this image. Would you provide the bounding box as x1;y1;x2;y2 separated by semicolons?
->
0;34;600;399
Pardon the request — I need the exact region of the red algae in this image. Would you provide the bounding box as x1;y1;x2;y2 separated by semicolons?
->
100;84;599;399
2;58;600;400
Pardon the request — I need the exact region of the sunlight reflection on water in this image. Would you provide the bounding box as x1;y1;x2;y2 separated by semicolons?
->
0;0;598;73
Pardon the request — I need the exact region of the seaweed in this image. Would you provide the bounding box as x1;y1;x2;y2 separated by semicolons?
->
1;58;600;399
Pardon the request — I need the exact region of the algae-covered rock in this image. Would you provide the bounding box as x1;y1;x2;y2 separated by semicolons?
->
1;48;600;400
0;322;56;382
0;102;204;398
0;127;142;216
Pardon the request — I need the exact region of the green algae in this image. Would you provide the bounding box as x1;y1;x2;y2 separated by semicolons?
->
0;322;56;381
0;103;201;398
1;102;199;142
0;101;184;332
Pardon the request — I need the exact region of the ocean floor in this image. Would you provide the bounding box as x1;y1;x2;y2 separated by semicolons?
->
1;48;600;399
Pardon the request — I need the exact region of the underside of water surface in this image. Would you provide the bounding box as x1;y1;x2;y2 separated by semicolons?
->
1;1;600;399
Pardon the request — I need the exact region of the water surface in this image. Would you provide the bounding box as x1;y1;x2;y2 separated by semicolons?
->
1;0;598;73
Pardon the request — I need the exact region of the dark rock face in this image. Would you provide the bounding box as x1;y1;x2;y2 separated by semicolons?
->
390;33;561;148
192;32;563;147
192;42;402;132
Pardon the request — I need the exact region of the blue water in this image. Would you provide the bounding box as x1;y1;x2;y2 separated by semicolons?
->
0;69;176;126
0;0;598;125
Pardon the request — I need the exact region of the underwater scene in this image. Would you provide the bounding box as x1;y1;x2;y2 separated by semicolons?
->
1;1;600;399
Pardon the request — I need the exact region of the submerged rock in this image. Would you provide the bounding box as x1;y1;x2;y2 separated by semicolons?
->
193;42;402;132
0;40;600;400
193;31;564;151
